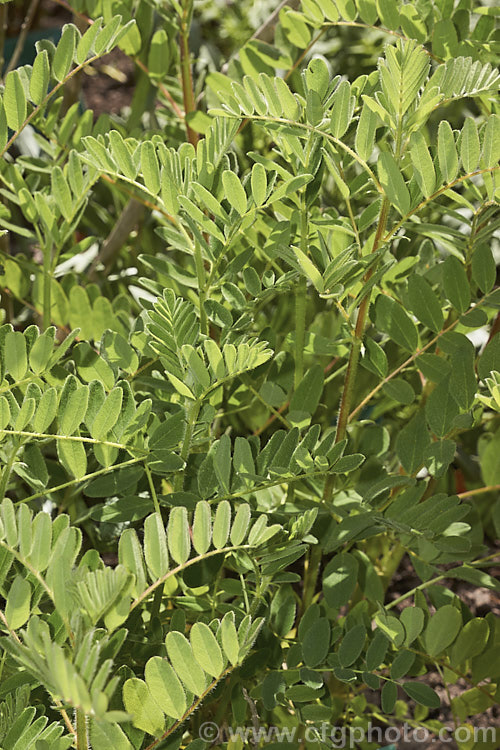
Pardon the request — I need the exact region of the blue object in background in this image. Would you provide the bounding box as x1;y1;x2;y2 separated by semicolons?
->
3;27;61;73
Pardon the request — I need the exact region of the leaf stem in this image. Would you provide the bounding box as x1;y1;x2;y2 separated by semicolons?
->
458;484;500;499
295;280;307;389
42;240;52;331
145;464;161;516
0;438;20;501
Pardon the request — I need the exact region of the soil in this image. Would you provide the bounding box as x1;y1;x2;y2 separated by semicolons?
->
384;551;500;748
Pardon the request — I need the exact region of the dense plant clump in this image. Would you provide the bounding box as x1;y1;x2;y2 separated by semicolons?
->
0;0;499;748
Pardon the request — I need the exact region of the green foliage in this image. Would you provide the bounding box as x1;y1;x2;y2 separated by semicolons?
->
0;0;499;748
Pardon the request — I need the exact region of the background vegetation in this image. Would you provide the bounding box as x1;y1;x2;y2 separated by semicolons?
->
0;0;499;748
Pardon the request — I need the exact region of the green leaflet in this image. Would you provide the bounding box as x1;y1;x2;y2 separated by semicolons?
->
409;132;435;198
302;617;330;667
3;71;26;131
144;656;186;719
57;439;87;479
220;612;240;666
222;170;247;215
143;513;169;580
148;29;171;79
407;274;443;333
166;631;207;695
122;679;164;736
442;255;471;313
192;500;211;554
52;24;78;81
167;506;190;564
190;622;224;678
30;50;50;106
323;553;358;608
438;121;458;184
460;117;480;173
482;114;500;168
400;606;425;646
5;575;31;629
424;605;462;656
396;409;430;474
338;624;366;667
377;152;410;216
330;81;354;139
381;681;397;713
374;295;418;352
141;141;161;195
355;102;378;162
402;682;440;709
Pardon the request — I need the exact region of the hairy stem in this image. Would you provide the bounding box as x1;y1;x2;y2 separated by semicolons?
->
75;709;88;750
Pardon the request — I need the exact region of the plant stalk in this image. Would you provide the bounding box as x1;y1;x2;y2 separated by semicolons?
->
179;0;198;147
322;199;390;505
75;708;88;750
